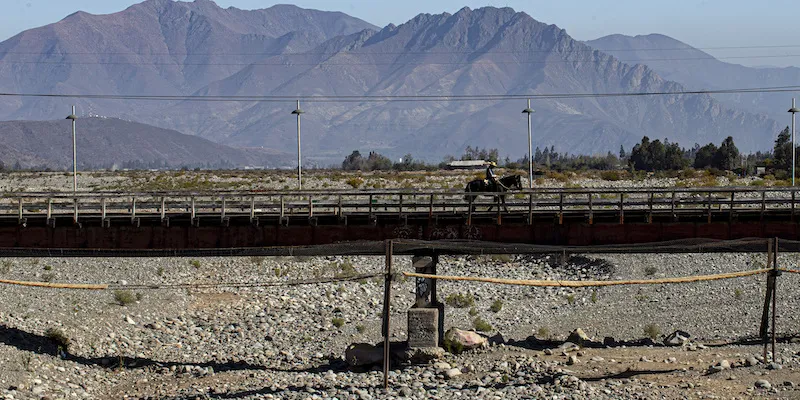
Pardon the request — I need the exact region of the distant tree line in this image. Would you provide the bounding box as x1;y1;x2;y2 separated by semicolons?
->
340;126;800;176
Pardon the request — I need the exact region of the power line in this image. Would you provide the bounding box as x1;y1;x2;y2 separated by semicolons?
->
2;44;800;57
1;54;799;67
0;85;798;103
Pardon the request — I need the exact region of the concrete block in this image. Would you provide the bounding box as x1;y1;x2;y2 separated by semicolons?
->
408;308;439;348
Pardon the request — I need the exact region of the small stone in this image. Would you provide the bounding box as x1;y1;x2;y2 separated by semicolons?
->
567;355;578;365
445;368;462;379
755;380;771;389
745;357;759;367
543;349;553;355
433;362;451;371
664;330;691;346
767;362;783;370
125;315;136;325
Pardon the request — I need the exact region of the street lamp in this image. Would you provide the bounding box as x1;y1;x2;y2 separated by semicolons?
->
522;99;535;189
790;98;799;186
291;100;304;190
66;106;77;192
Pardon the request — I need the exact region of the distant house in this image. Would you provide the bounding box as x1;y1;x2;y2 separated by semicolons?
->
446;160;487;170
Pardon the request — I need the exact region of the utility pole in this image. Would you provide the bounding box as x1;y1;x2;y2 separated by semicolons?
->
522;100;535;188
66;106;78;192
790;99;799;186
292;100;304;190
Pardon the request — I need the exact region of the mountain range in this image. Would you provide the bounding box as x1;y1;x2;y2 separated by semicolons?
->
0;117;293;169
0;0;792;166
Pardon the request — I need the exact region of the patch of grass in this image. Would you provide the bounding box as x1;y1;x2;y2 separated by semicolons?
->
273;267;289;278
489;299;503;313
643;323;661;340
45;328;70;352
335;261;357;277
537;327;550;339
113;290;138;306
489;254;513;263
332;318;345;328
0;260;11;274
356;324;366;333
473;317;493;332
189;259;201;269
157;267;165;277
445;292;475;308
468;307;478;316
734;288;743;300
250;256;265;265
644;266;658;276
41;273;55;282
43;265;52;271
565;294;575;305
590;290;598;303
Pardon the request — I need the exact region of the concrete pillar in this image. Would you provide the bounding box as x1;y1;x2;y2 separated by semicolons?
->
410;255;444;347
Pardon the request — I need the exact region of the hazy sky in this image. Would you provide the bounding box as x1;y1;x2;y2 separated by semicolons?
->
3;0;798;67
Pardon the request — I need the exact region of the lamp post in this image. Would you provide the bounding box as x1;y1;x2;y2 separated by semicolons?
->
522;99;535;188
790;98;799;186
291;100;304;190
66;106;77;192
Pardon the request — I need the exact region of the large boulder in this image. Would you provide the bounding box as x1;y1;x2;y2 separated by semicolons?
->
345;343;383;367
444;328;488;352
566;328;590;346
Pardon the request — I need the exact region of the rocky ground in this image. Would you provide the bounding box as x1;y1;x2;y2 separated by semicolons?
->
1;170;800;399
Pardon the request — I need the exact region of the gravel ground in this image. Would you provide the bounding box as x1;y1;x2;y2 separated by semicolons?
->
2;251;800;399
1;170;800;399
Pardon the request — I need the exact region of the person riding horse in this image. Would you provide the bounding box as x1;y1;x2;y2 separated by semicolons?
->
485;161;504;191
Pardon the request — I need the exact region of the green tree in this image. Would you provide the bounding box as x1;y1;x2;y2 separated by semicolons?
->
342;150;365;170
774;127;792;171
713;136;739;170
693;143;718;169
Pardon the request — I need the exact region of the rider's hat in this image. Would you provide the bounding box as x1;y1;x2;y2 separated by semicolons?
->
488;161;497;167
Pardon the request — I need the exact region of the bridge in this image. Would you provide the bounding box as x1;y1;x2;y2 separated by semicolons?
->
0;187;798;250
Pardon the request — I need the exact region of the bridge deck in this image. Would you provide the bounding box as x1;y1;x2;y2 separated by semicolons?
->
0;187;799;250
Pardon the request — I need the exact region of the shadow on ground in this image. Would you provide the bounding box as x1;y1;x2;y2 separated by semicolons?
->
0;324;341;374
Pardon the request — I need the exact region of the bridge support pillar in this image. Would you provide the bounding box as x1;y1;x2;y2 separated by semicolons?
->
409;255;444;347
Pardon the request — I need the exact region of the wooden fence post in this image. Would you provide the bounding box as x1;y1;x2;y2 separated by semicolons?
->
382;240;394;389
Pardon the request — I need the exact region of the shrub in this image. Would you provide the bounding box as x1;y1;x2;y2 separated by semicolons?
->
356;324;366;333
332;318;345;328
43;265;52;271
537;327;550;339
113;290;138;306
41;273;55;282
473;317;493;332
445;293;475;308
189;259;201;269
468;307;478;316
644;266;658;276
443;337;464;354
750;179;766;187
734;288;743;300
600;170;621;181
345;177;364;189
643;323;661;340
590;290;598;303
565;294;575;305
45;328;70;352
489;299;503;313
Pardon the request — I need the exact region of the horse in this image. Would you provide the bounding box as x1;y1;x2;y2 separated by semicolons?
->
464;174;523;212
